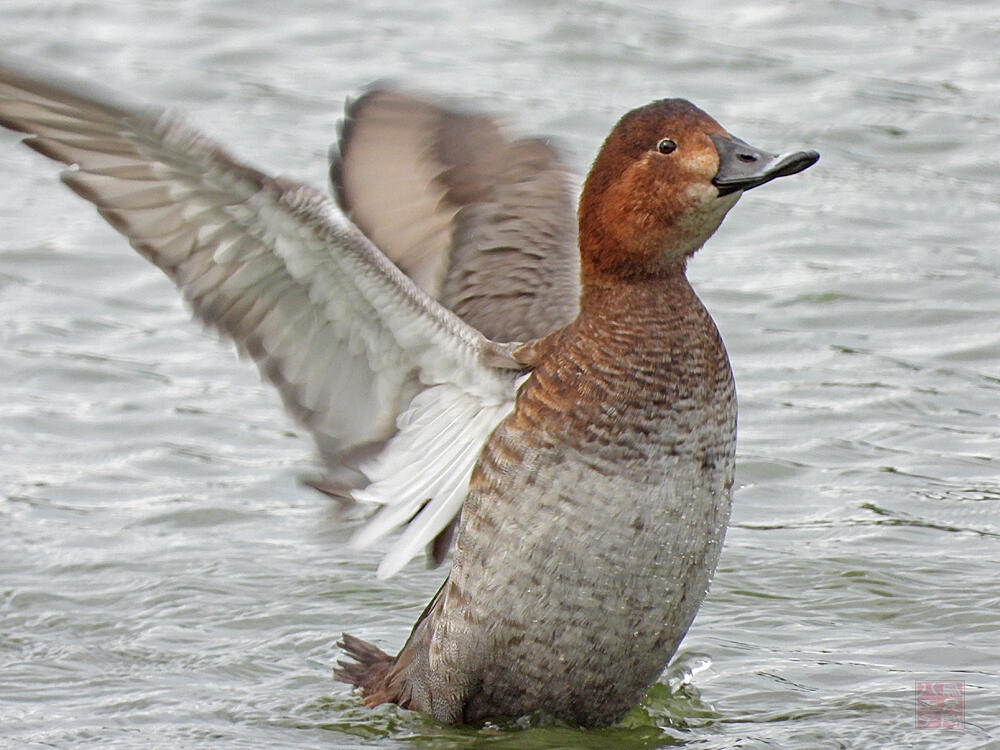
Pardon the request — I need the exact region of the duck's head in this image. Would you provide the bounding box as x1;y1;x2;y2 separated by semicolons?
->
578;98;818;279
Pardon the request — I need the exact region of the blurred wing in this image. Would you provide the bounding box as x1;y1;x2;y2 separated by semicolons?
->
0;55;524;574
331;87;580;343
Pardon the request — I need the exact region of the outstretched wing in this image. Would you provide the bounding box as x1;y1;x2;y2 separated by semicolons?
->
331;87;580;344
0;55;524;575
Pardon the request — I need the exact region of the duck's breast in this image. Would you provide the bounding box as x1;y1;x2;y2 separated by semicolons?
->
443;275;737;724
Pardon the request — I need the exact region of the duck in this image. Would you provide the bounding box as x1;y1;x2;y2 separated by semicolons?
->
0;53;818;727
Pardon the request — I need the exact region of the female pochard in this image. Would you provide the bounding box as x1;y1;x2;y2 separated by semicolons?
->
0;56;817;726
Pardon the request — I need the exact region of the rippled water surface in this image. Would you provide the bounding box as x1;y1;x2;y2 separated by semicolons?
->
2;1;998;748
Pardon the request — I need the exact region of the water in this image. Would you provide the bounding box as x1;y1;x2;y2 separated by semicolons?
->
1;0;998;747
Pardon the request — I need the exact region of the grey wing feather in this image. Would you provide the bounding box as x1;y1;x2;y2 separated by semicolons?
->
0;54;519;488
331;87;580;343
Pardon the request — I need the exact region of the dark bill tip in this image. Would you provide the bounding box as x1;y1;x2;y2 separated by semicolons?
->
710;133;819;196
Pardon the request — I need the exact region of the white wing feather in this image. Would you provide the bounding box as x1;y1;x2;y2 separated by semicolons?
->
0;54;526;574
353;383;515;578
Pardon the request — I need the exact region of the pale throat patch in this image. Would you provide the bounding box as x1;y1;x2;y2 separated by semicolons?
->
660;189;740;259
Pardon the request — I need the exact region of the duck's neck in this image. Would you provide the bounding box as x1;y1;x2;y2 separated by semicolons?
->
579;233;691;285
515;262;724;378
577;264;702;331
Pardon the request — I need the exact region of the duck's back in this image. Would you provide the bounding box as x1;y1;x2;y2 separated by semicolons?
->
404;272;737;725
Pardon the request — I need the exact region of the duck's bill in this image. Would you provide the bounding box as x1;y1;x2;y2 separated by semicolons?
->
710;134;819;196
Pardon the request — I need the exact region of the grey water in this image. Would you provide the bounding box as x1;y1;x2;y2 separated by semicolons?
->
1;0;998;747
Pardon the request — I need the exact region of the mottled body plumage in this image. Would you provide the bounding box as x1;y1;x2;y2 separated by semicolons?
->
428;274;734;723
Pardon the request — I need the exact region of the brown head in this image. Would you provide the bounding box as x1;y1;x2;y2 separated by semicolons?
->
577;98;818;281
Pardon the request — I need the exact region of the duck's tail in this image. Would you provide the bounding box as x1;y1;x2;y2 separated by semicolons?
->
334;633;396;704
334;585;452;716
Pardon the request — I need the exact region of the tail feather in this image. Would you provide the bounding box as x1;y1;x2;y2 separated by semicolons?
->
335;583;448;714
334;633;396;705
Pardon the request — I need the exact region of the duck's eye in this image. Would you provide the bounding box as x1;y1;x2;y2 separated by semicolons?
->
656;138;677;154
